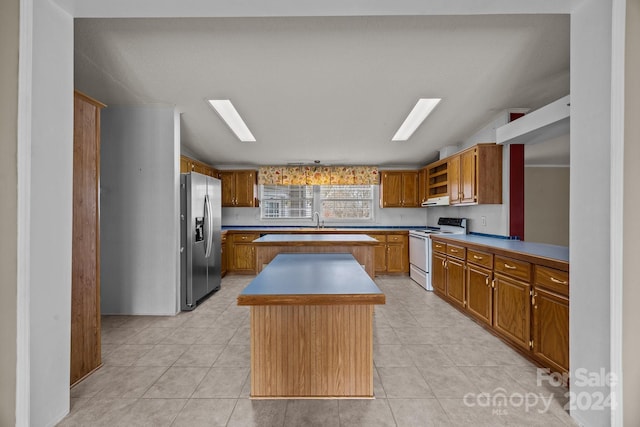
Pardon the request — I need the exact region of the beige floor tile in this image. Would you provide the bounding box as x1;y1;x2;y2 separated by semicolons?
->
284;399;340;427
113;398;187;427
374;345;415;367
173;344;225;367
102;344;154;366
404;345;455;367
197;326;237;345
57;397;138;427
417;365;479;398
101;327;142;344
373;366;386;398
171;398;237;427
387;398;452;427
128;327;173;345
338;399;396;427
226;399;287;427
133;344;186;366
228;326;251;345
96;366;167;398
437;398;509;426
192;367;249;398
373;326;401;345
377;367;434;398
393;327;441;345
213;344;251;367
70;366;124;398
143;366;207;398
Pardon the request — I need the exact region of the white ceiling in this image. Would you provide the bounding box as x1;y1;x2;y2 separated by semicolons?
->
74;14;570;167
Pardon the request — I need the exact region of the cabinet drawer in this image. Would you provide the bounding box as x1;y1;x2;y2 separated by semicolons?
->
232;233;259;242
368;234;386;243
387;234;406;243
446;244;466;260
432;240;447;254
467;248;493;269
495;255;531;282
535;265;569;296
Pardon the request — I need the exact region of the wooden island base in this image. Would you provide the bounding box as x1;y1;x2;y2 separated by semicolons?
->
238;253;385;399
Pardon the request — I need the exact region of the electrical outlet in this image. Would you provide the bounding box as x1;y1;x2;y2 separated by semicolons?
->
481;216;487;226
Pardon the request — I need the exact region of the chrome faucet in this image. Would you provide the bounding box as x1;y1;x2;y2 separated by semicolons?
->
313;211;320;229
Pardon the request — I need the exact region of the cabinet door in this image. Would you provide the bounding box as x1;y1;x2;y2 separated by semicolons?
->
418;168;428;204
446;257;466;309
219;171;235;207
460;149;477;204
466;264;493;326
432;253;447;295
448;155;461;204
386;243;406;273
234;170;256;207
233;243;255;273
493;273;531;350
401;171;419;207
533;287;569;374
369;234;387;274
380;172;403;207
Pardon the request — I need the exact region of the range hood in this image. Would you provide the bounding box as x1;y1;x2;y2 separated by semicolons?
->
421;195;450;207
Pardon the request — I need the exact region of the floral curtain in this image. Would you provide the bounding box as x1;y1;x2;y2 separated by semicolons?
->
258;166;379;185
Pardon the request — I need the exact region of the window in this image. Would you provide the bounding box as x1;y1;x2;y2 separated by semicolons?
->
320;185;373;220
259;185;374;221
260;185;313;219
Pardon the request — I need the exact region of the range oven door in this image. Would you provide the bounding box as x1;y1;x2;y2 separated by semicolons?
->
409;234;429;290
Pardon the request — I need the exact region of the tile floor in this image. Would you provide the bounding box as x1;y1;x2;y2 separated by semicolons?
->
58;275;576;426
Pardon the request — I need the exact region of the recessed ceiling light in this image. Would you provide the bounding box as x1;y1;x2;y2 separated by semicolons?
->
392;98;442;141
208;99;256;142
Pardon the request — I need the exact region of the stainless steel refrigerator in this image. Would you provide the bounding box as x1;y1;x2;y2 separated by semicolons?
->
180;172;221;311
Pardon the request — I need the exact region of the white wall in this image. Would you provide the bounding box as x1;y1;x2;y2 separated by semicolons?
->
0;0;19;424
570;0;613;425
524;167;569;246
101;106;180;315
622;0;640;424
29;0;74;425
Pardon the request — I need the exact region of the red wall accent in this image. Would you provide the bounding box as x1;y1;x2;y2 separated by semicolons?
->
509;144;525;240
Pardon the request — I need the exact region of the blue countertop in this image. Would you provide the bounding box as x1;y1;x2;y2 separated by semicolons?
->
222;225;421;231
239;253;383;296
253;233;378;243
433;234;569;263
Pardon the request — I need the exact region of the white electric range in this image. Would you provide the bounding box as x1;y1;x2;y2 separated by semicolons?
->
409;217;468;291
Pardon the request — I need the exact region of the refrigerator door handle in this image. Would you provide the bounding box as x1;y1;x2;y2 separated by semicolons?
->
204;194;213;259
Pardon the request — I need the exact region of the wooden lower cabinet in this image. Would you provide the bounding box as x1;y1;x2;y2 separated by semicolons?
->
466;264;493;326
386;236;408;273
532;287;569;373
232;244;256;273
445;257;466;309
493;273;531;351
432;252;447;295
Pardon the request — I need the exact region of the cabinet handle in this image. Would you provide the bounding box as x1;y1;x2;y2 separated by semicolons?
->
503;263;517;270
485;276;489;286
450;249;458;253
444;260;448;269
473;255;483;260
532;293;537;306
550;277;568;285
491;279;496;289
441;259;445;267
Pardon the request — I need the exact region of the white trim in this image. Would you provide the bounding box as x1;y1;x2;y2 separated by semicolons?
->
610;0;626;425
16;0;33;424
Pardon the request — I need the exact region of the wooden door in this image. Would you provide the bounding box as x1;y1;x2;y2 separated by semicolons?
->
71;91;104;386
234;170;256;207
401;171;419;207
493;273;531;350
219;171;235;206
466;264;493;326
460;149;476;204
533;287;569;374
448;155;461;204
380;172;402;207
446;257;465;309
432;253;447;295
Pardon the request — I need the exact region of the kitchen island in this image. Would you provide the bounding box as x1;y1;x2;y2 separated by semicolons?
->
253;233;378;278
237;253;385;398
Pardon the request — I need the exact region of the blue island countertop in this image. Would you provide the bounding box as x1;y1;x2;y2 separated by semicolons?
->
432;234;569;263
237;253;385;305
252;233;378;244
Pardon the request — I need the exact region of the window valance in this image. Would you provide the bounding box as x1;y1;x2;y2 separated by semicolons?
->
258;166;379;186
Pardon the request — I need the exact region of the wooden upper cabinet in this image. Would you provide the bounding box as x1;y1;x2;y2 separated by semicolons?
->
434;143;502;206
380;170;419;208
71;91;105;386
418;168;429;204
180;155;218;177
220;170;257;207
